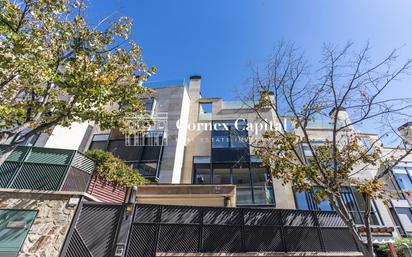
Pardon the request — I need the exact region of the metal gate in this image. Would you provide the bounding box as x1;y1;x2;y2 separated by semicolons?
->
60;203;359;257
60;202;124;257
126;204;359;257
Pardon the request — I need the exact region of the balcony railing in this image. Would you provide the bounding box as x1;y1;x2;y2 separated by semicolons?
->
0;145;95;192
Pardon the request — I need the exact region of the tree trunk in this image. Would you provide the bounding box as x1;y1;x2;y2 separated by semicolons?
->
0;143;18;166
335;196;372;257
363;193;374;257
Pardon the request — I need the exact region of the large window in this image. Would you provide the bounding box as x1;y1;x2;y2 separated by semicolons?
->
212;120;248;148
393;165;412;191
392;207;412;236
294;186;382;225
193;159;275;206
143;97;155;114
89;132;164;179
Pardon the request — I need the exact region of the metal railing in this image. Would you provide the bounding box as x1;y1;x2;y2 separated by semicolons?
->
0;145;95;191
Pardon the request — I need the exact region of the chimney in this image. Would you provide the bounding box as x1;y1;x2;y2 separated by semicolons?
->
399;122;412;143
259;90;276;107
329;107;351;126
188;75;201;100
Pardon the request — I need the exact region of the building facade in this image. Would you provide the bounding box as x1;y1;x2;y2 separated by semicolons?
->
2;75;412;256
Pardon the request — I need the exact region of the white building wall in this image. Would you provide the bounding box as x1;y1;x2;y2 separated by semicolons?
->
171;87;190;183
44;122;91;150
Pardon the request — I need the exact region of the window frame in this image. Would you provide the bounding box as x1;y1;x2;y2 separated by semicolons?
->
294;186;383;226
192;157;275;206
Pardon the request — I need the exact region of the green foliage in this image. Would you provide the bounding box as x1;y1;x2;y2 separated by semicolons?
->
86;149;149;187
378;238;412;257
0;0;155;144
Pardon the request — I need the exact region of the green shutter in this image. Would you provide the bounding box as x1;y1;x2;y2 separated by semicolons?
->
0;209;37;256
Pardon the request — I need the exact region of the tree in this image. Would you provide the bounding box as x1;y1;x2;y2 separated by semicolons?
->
246;42;412;257
0;0;155;161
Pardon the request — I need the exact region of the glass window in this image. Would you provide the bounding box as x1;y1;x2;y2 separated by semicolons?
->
194;164;211;184
212;130;230;148
342;187;363;224
295;186;381;225
0;209;37;256
232;168;250;185
390;208;406;236
143;97;155;113
132;162;158;177
213;167;231;184
250;156;262;163
295;191;310;210
301;141;324;159
212;120;248;149
251;167;274;205
312;187;333;211
192;162;276;206
230;130;248;148
92;134;110;141
89;134;109;150
233;168;253;205
394;173;412;190
193;156;211;164
352;189;381;225
396;208;412;234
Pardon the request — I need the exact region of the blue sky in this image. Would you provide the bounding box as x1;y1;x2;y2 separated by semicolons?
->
87;0;412;103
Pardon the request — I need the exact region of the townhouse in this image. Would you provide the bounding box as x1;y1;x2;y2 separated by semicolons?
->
0;75;411;256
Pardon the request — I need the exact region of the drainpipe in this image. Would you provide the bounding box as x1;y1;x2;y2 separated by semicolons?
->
114;185;137;257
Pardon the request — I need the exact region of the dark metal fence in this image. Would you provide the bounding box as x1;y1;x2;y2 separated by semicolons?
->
60;202;124;257
126;204;359;257
60;203;359;257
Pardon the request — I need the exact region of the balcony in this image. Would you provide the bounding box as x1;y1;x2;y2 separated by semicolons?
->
0;145;95;192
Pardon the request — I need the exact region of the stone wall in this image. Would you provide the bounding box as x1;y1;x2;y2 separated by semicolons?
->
0;190;81;257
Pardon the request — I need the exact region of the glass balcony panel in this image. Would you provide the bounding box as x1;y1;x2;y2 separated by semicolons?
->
194;164;211;184
213;168;231;184
237;185;253;205
253;185;275;205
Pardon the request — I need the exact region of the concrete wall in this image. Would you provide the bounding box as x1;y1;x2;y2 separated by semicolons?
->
155;86;188;183
136;184;236;207
0;190;83;257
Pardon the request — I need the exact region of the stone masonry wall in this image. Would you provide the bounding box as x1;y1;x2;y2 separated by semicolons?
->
0;191;78;257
